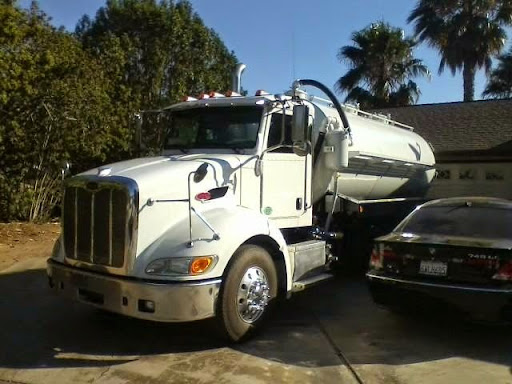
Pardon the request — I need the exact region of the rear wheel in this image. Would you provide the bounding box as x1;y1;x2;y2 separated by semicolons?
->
217;245;278;342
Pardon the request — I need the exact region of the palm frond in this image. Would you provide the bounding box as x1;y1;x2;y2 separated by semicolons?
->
408;0;511;100
335;21;430;107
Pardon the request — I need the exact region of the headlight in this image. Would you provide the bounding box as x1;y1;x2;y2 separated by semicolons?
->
145;255;217;276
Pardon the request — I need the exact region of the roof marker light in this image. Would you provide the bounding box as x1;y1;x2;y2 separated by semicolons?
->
255;90;270;96
226;90;241;97
182;96;197;102
209;91;225;98
198;93;210;100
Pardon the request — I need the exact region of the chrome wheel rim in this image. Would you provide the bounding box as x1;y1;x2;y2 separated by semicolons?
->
236;266;270;323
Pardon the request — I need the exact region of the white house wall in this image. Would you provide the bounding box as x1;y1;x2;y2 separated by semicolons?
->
427;162;512;200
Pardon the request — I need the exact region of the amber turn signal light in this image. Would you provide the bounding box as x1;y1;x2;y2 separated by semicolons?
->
189;256;213;275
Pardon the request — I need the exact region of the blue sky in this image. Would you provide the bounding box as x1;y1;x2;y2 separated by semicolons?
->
22;0;511;104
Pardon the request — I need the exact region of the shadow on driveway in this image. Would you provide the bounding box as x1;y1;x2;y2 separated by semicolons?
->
0;266;511;372
291;277;512;368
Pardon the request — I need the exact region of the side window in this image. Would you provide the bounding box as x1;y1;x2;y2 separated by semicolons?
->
267;113;293;153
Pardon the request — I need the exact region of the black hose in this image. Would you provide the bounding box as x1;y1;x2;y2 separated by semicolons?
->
295;79;351;168
294;79;350;129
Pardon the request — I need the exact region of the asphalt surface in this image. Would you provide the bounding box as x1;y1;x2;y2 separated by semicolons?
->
1;259;511;384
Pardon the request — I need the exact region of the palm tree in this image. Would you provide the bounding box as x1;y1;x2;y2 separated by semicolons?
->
483;48;512;99
408;0;512;102
335;22;430;109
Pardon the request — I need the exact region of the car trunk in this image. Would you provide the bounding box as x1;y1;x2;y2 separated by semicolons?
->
376;237;511;285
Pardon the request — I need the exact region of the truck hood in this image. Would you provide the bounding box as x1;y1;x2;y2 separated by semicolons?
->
80;154;245;257
80;154;243;205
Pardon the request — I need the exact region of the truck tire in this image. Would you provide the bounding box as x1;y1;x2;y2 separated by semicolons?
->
217;245;278;342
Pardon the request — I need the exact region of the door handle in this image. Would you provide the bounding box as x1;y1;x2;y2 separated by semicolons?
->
296;198;303;210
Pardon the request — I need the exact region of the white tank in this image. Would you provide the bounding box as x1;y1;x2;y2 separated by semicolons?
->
309;99;435;203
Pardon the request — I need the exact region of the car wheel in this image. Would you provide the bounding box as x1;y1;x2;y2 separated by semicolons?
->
217;245;278;342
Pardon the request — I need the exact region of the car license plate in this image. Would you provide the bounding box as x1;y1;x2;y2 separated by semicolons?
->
419;260;448;276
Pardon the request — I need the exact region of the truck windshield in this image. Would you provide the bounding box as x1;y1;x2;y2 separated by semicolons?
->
164;106;263;150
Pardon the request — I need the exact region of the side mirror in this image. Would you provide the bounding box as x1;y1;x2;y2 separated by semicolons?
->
193;163;209;183
291;105;308;143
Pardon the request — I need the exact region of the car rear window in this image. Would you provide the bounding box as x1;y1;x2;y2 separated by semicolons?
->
397;205;512;239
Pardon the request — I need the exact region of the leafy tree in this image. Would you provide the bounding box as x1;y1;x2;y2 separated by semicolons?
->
76;0;237;152
76;0;237;109
483;47;512;99
0;0;238;221
408;0;512;102
335;22;430;109
0;3;120;221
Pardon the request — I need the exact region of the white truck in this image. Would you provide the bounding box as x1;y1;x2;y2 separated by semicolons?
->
47;73;435;341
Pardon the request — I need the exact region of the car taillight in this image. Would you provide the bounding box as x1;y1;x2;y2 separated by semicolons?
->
492;260;512;281
369;247;383;270
369;245;398;270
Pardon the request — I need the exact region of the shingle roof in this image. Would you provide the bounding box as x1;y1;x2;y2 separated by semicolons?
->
372;99;512;153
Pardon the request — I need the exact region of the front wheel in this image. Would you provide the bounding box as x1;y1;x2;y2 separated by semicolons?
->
217;245;278;342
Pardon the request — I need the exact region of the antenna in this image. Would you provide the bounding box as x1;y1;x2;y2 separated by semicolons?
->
291;13;296;82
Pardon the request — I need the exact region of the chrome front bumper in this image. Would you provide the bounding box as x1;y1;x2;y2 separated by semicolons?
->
47;259;221;322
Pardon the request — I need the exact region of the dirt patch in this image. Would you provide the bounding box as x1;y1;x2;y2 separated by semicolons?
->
0;222;60;272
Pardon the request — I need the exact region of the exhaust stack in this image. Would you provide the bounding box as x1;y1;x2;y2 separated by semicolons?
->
232;63;246;94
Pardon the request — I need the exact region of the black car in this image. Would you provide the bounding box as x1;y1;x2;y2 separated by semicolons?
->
366;197;512;322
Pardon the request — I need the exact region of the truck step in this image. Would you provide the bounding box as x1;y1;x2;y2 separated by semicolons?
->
292;273;334;292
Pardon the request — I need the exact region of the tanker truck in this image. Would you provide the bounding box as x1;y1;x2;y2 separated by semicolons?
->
47;77;435;341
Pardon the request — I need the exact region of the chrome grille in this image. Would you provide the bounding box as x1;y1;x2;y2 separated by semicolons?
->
63;176;138;268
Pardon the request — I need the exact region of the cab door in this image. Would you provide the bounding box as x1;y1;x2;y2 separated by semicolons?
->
260;110;312;229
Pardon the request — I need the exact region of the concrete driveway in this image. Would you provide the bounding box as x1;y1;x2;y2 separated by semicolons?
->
1;259;511;384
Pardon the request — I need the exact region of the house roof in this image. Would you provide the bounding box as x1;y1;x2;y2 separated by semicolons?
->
372;99;512;155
